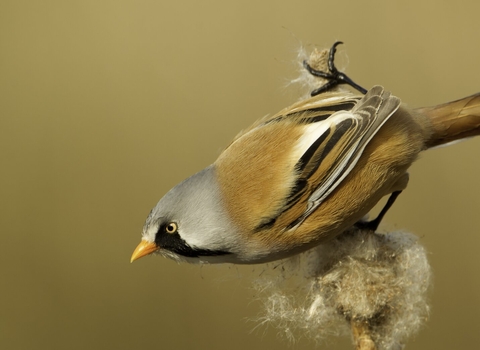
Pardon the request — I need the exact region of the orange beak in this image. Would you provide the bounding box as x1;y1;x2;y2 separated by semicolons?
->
130;240;159;263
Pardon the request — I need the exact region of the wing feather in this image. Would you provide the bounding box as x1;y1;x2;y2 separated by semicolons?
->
277;86;401;230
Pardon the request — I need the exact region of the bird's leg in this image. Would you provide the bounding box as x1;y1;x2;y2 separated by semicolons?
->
356;191;402;232
303;41;367;96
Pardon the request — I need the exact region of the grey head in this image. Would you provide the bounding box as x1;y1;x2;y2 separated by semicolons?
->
141;165;240;263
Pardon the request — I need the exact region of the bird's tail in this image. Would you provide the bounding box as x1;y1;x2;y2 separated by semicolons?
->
415;92;480;149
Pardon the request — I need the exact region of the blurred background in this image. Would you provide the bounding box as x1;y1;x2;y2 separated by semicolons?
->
1;1;480;349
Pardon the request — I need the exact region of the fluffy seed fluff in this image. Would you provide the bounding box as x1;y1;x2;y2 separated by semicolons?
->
252;228;432;349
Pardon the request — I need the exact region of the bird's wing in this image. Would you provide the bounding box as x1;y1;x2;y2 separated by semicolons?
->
269;86;401;231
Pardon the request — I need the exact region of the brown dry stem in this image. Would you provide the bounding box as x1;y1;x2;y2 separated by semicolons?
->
351;318;376;350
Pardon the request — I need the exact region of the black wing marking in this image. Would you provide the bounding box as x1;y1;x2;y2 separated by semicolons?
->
286;86;401;230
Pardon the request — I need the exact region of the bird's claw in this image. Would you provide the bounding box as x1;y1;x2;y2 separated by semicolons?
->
304;41;367;96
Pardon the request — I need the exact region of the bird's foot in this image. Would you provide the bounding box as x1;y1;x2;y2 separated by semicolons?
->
303;41;367;96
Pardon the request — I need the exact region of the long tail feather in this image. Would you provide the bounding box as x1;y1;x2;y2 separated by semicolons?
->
416;93;480;148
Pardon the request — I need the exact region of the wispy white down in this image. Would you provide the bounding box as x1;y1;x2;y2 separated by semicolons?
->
252;228;432;349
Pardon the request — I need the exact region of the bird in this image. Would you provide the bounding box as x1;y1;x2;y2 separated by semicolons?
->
131;42;480;265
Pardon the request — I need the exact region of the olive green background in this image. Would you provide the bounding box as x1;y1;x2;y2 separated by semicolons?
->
2;1;480;349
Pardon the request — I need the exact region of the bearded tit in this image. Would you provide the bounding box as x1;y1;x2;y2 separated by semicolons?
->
131;42;480;265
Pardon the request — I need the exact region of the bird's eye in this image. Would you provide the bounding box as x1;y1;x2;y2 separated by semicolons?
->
165;222;178;234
